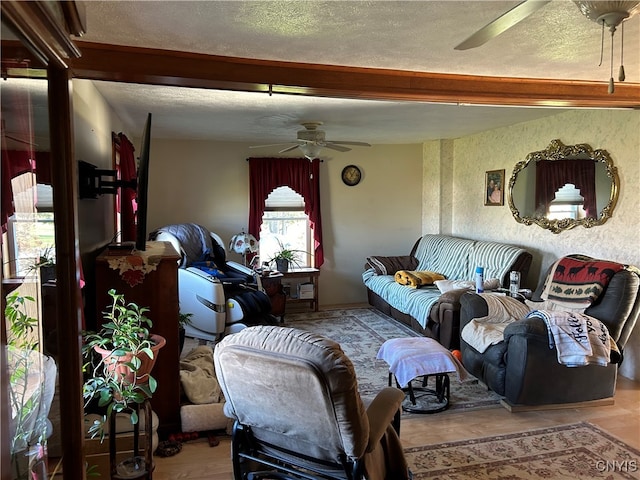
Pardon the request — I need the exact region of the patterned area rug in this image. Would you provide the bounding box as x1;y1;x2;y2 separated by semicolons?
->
404;422;640;479
284;308;501;411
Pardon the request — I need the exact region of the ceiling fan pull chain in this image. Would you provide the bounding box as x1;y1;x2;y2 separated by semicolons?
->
608;27;615;94
598;21;604;67
618;22;625;82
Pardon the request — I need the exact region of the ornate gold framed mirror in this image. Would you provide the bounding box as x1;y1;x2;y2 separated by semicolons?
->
507;139;619;234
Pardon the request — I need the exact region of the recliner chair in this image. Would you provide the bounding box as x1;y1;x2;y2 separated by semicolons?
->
213;325;411;480
150;223;277;341
459;254;640;407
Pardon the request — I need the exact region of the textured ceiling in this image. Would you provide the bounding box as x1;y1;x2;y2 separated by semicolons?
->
12;1;640;147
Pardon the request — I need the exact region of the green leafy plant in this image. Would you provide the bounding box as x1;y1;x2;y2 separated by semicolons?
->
82;289;165;441
26;246;55;273
5;293;52;479
268;239;308;271
178;311;193;329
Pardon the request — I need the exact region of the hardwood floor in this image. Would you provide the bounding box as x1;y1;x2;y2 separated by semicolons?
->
152;376;640;480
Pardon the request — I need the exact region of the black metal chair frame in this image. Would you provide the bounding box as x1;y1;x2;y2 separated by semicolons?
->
230;413;401;480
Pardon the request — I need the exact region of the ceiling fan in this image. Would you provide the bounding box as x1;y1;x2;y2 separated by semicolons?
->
4;132;38;147
249;122;371;160
454;0;640;93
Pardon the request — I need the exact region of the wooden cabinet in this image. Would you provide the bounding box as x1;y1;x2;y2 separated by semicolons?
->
261;276;286;319
261;268;319;319
95;241;180;437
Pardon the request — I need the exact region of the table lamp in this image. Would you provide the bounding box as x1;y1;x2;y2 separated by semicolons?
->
229;231;258;266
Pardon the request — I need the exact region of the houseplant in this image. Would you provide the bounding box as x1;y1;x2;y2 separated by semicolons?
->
178;310;193;353
6;292;56;480
27;245;56;283
268;240;307;273
82;289;165;441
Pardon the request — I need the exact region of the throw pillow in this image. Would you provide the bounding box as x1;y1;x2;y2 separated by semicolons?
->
367;255;418;275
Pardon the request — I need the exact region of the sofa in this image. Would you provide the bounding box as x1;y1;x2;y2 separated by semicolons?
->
363;234;532;349
459;254;640;407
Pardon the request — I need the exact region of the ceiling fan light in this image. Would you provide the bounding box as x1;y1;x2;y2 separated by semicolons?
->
573;1;640;28
299;143;323;160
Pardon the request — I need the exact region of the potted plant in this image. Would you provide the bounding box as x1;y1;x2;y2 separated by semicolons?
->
27;245;56;283
82;289;165;441
6;292;57;480
268;240;307;273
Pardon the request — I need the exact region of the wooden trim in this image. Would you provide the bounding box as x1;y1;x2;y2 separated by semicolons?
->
48;66;87;480
68;41;640;109
60;0;86;37
1;0;81;68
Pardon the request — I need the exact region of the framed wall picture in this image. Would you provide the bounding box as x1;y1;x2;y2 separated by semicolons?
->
484;169;505;206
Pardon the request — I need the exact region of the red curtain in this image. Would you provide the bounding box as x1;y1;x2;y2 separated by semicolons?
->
535;160;597;218
118;133;137;242
1;66;36;232
248;157;324;267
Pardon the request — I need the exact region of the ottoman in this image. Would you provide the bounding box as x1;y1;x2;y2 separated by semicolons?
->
377;337;469;413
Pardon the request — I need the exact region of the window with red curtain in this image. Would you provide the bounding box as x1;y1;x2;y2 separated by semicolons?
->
535;160;597;218
248;157;324;267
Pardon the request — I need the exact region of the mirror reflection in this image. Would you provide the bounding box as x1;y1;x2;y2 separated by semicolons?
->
508;139;619;234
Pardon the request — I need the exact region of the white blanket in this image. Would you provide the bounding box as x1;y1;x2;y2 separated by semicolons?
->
527;310;613;367
461;293;530;353
376;337;470;388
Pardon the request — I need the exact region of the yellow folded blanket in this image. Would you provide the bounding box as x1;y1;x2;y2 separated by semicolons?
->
394;270;445;288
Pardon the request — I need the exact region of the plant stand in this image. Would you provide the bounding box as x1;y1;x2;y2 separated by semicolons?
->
109;399;154;479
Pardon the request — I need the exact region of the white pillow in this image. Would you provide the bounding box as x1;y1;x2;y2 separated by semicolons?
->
435;278;500;293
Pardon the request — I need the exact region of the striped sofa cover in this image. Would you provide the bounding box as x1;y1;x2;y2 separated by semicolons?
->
363;234;532;349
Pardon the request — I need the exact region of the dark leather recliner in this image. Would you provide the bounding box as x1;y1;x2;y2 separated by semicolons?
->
459;255;640;407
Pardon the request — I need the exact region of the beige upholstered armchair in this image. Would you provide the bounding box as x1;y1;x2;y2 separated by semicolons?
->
213;326;411;480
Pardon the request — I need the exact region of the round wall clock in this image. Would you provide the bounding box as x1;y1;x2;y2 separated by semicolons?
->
341;165;362;186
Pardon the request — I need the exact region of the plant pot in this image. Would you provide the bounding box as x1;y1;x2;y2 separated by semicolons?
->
93;334;166;386
39;265;55;284
275;259;289;273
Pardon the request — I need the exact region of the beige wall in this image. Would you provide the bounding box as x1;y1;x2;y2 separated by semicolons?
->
146;140;424;306
428;108;640;380
73;79;129;253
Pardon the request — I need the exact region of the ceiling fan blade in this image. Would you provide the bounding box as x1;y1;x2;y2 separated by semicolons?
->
323;143;351;153
4;133;38;147
454;0;551;50
278;145;301;153
328;141;371;147
249;142;297;149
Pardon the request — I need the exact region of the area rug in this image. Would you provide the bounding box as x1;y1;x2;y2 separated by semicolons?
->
404;422;640;480
284;308;501;411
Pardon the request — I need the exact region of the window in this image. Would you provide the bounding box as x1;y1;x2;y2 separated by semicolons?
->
547;183;586;220
248;157;324;267
260;186;313;267
4;172;55;278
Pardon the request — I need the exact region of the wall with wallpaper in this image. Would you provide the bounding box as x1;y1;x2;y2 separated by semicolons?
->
426;108;640;380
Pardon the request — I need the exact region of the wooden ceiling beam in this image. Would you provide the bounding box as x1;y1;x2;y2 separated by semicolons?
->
68;41;640;109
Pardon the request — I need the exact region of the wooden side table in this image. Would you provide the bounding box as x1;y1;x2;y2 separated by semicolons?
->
261;275;286;320
282;268;320;312
260;268;320;320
